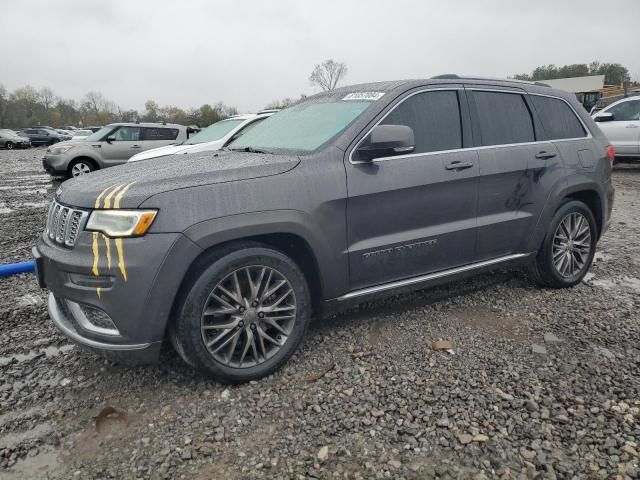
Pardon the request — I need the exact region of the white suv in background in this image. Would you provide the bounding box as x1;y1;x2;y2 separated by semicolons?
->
128;110;278;162
593;96;640;160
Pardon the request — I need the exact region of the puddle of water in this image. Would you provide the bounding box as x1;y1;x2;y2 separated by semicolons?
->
590;278;616;290
0;206;13;214
0;423;53;449
621;277;640;292
0;450;59;479
0;344;75;367
19;201;50;209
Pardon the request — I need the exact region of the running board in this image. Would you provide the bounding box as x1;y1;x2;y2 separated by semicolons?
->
337;253;530;301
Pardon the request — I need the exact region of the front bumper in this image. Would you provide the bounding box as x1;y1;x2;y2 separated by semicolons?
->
42;153;68;175
35;229;203;364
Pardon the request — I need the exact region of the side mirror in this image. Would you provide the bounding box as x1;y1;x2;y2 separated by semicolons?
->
106;135;116;143
356;124;415;162
594;112;614;122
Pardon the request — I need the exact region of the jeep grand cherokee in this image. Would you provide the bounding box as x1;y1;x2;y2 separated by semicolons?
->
34;75;615;383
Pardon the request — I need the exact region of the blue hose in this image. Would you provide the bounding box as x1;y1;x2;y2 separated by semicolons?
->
0;260;36;277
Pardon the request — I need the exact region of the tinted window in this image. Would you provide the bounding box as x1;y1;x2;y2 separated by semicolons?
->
112;126;141;141
143;127;179;141
606;100;640;121
381;90;462;154
531;95;586;139
473;91;534;146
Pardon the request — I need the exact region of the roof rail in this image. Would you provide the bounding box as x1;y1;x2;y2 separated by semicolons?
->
257;108;280;114
431;74;550;88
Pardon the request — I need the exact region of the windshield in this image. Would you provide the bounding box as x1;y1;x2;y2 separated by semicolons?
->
184;119;245;145
228;96;377;153
85;126;114;142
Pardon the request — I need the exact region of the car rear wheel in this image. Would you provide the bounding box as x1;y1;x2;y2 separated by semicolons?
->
68;159;94;178
529;200;597;288
5;141;13;150
171;242;311;383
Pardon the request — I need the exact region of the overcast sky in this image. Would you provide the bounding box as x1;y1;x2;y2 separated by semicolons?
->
2;0;639;113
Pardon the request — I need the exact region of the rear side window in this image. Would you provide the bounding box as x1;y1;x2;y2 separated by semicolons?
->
143;128;179;141
472;91;534;146
531;95;586;139
381;90;462;154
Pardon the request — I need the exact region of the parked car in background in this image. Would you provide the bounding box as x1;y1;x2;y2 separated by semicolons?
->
128;110;277;162
35;76;614;383
0;129;31;149
17;128;65;146
42;122;192;178
593;96;640;160
55;129;73;140
71;129;93;140
85;126;103;133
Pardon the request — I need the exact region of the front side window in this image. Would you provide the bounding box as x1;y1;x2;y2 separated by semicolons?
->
184;118;245;145
606;100;640;121
228;94;379;153
531;95;586;139
112;126;141;141
472;91;535;146
380;90;462;154
143;127;179;141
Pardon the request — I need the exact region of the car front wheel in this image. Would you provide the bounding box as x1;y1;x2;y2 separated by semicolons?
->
171;242;311;383
530;200;597;288
5;141;14;150
68;159;94;178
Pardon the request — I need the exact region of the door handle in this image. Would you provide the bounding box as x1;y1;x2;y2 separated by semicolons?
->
534;151;557;160
445;161;474;171
131;145;142;149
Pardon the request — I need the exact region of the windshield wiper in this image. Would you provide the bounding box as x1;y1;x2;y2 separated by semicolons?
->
229;146;272;154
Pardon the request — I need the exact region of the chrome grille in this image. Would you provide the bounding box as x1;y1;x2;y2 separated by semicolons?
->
45;200;88;247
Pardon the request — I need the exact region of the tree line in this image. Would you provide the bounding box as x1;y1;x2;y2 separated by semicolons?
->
512;61;631;85
0;85;239;129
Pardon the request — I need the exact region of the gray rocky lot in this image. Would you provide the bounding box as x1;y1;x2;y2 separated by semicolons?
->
0;148;638;479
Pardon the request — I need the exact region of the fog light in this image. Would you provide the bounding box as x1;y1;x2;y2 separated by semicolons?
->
65;300;119;336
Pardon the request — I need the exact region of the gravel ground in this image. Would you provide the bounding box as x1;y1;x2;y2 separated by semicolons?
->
0;147;639;480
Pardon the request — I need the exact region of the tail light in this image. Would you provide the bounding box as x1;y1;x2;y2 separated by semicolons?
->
606;145;615;163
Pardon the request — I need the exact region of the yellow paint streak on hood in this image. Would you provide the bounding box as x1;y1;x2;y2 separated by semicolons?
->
94;185;112;209
113;181;136;209
103;184;125;209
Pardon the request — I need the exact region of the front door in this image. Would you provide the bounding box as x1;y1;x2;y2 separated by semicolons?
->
597;99;640;155
98;126;142;165
345;88;479;290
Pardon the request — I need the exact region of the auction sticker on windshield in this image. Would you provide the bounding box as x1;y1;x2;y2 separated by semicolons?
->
342;92;385;101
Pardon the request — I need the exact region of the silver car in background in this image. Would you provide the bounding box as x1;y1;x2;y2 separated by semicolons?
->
42;122;194;178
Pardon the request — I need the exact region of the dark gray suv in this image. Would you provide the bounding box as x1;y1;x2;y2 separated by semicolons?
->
35;76;615;383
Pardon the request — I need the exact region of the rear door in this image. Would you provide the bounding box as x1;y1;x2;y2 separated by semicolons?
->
345;87;479;290
99;126;143;165
596;99;640;155
467;88;562;260
141;127;180;151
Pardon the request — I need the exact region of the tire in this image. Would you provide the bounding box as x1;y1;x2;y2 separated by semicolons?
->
67;158;94;178
5;141;13;150
171;242;311;383
529;200;597;288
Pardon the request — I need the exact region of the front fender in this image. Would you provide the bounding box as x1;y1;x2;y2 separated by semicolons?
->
182;209;348;299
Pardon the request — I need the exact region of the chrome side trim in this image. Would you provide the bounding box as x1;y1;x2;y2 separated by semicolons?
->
337;253;530;301
48;294;150;351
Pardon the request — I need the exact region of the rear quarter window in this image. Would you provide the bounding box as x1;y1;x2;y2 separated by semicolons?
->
143;128;179;141
530;95;587;140
471;91;535;146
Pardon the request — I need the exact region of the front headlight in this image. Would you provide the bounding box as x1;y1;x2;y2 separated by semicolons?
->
86;210;157;237
48;144;74;155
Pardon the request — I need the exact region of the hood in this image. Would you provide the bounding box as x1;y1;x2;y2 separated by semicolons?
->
57;150;300;209
128;143;191;162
